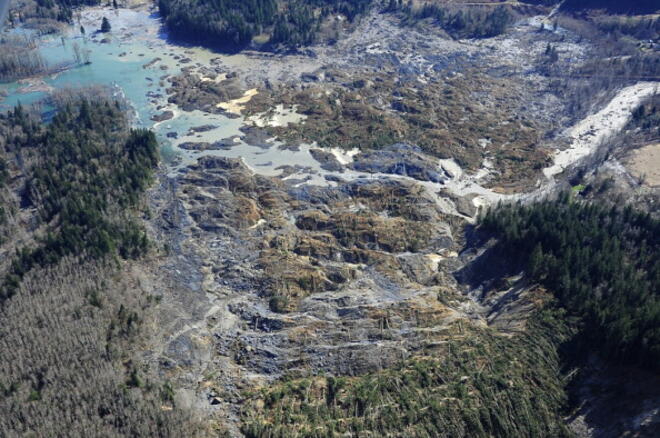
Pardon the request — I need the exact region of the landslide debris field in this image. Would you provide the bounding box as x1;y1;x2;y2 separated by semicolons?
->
0;0;659;437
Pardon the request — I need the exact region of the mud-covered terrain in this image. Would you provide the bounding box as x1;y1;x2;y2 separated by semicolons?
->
144;3;660;436
1;0;659;437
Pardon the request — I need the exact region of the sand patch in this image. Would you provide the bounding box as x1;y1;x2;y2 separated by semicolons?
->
625;143;660;187
200;72;227;83
216;88;258;114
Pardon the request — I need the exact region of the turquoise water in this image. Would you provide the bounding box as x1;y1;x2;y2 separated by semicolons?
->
1;27;166;125
0;7;327;180
0;8;238;162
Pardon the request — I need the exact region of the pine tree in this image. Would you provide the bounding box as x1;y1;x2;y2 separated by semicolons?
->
528;243;544;279
100;16;111;33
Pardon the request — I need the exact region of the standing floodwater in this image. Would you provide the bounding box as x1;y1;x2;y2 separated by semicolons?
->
0;7;328;180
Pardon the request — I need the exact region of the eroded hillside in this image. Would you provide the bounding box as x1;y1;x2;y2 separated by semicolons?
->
0;0;659;437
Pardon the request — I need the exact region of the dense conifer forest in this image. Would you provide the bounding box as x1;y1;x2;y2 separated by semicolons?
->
158;0;373;49
399;4;513;39
6;0;532;49
480;195;660;372
156;0;517;49
561;0;659;15
1;101;157;300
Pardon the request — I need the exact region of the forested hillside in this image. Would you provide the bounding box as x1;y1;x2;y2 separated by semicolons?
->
480;195;660;372
561;0;659;15
158;0;521;49
1;102;157;300
242;311;574;437
158;0;373;49
399;4;513;39
0;101;202;436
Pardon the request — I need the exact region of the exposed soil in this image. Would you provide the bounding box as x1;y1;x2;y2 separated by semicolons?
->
625;143;660;187
5;3;659;437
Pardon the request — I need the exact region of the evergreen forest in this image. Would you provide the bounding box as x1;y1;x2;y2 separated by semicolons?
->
0;99;202;436
480;195;660;372
156;0;515;50
1;101;158;300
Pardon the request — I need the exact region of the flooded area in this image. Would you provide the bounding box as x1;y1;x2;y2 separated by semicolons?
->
0;7;320;179
0;5;655;209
